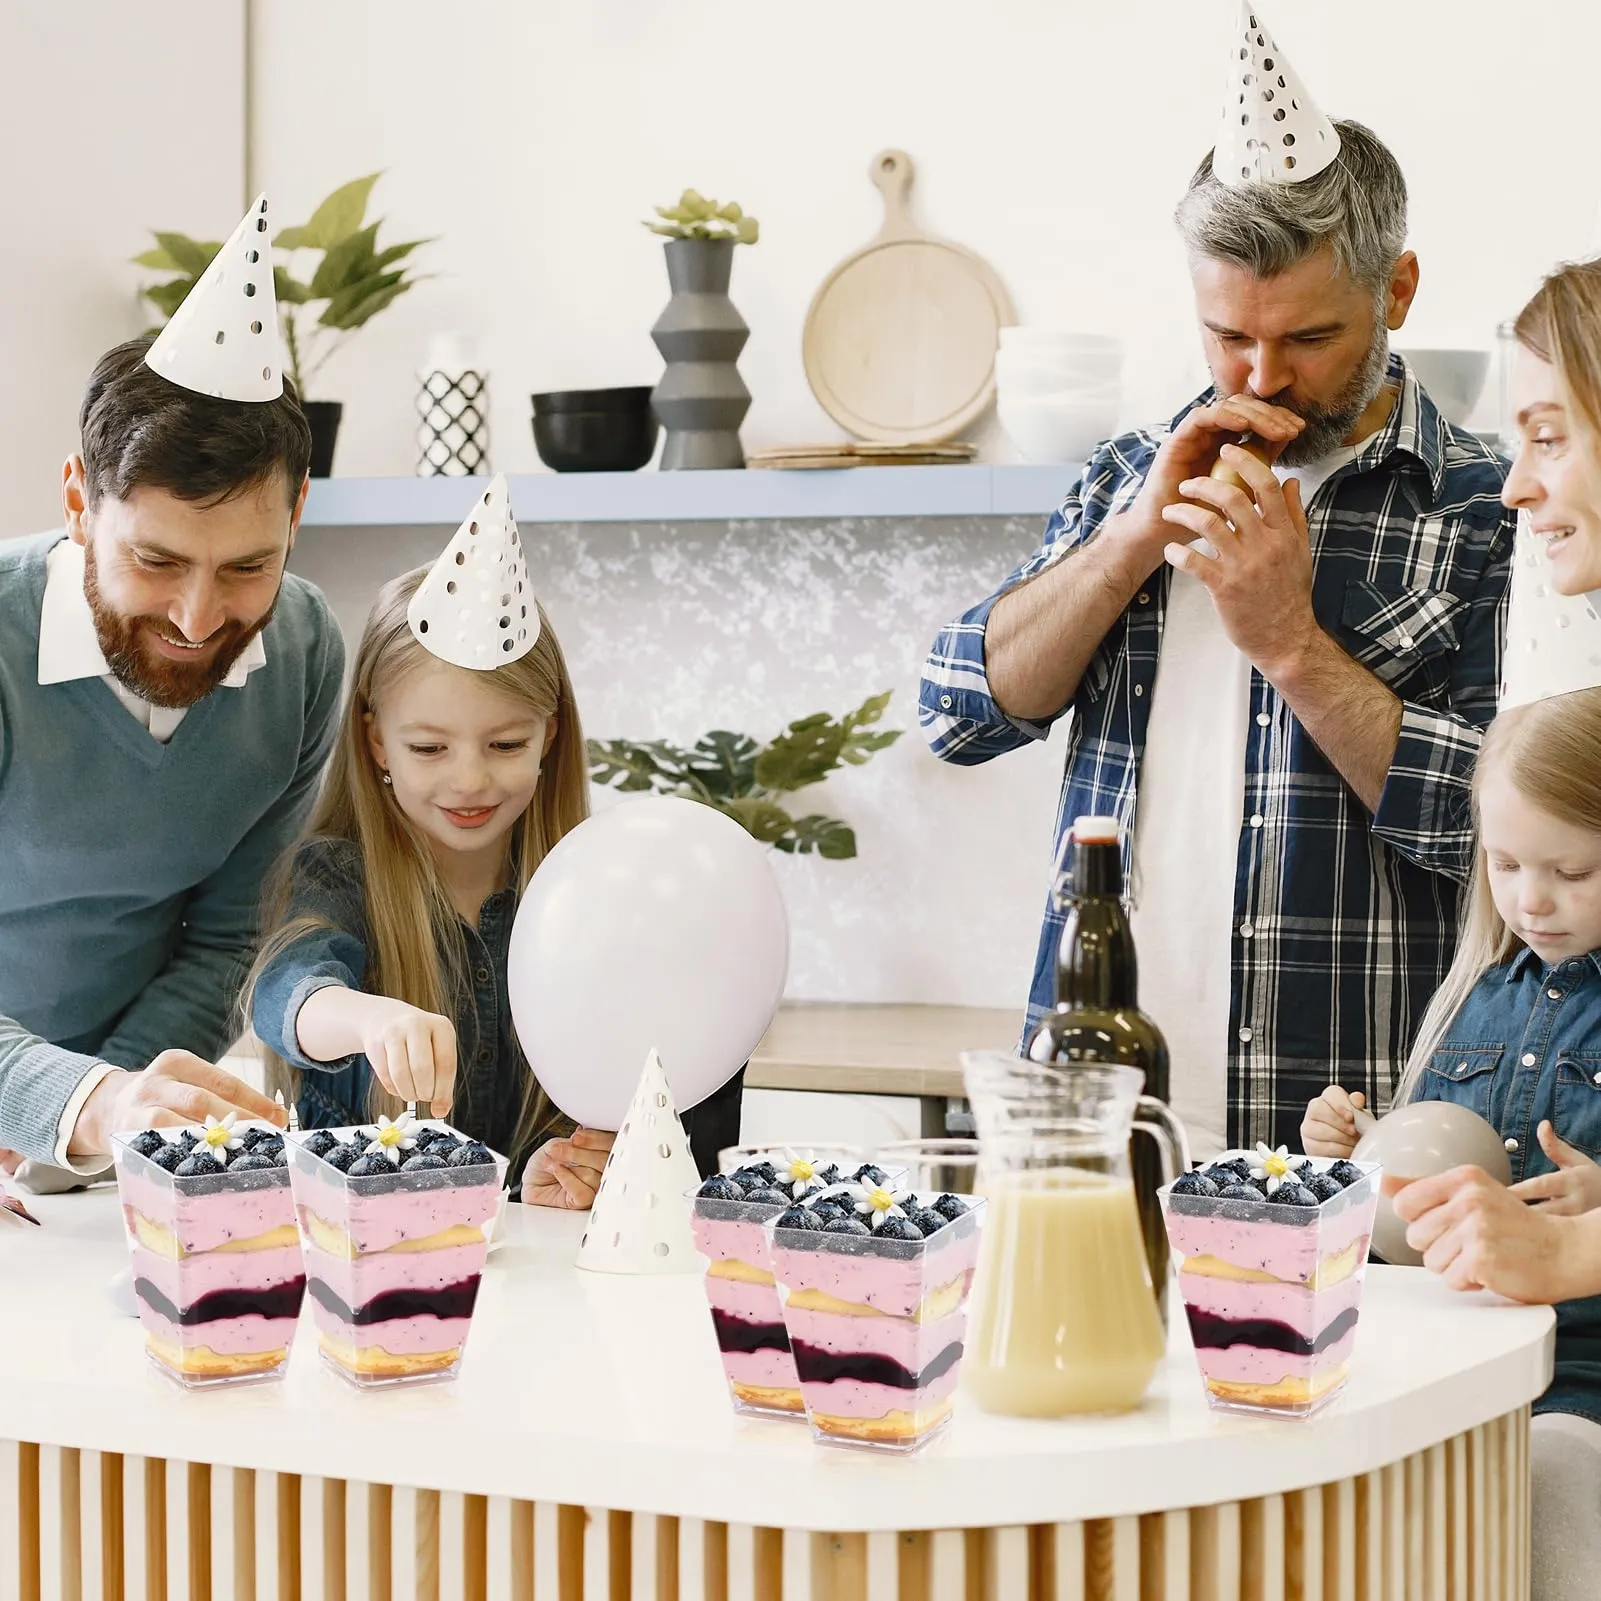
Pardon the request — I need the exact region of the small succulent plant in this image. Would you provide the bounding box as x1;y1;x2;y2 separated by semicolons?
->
644;189;759;245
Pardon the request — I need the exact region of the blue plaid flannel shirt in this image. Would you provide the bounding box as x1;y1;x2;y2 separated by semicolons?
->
920;358;1516;1149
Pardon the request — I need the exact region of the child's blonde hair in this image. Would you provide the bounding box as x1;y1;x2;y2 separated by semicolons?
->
245;566;590;1161
1396;688;1601;1102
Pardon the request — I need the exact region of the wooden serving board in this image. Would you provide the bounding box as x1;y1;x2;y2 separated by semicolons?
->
747;440;976;471
802;149;1014;446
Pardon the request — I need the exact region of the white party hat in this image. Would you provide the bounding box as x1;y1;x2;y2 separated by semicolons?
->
1212;4;1341;190
407;473;539;670
144;194;285;402
576;1050;703;1276
1499;512;1601;709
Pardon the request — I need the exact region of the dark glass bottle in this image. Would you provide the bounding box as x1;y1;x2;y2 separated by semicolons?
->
1023;816;1174;1319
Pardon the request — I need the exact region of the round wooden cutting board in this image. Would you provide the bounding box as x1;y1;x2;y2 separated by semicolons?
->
802;149;1014;445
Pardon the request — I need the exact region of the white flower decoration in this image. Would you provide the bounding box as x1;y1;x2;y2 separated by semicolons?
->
365;1112;419;1166
778;1148;827;1199
1250;1142;1307;1195
198;1113;242;1163
817;1177;908;1230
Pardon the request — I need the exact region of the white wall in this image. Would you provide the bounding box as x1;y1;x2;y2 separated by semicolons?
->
247;0;1601;477
0;1;245;535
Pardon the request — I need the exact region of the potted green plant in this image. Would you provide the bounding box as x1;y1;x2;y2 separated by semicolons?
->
644;189;759;471
133;174;432;476
588;691;899;859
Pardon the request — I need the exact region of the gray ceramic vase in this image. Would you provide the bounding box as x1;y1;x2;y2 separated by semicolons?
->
650;237;750;470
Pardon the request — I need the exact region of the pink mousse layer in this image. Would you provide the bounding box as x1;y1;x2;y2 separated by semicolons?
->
1179;1268;1366;1332
769;1229;981;1319
1194;1327;1359;1386
292;1176;499;1254
130;1243;304;1307
800;1360;964;1421
719;1348;800;1390
308;1297;473;1355
703;1275;784;1323
1164;1197;1376;1284
782;1306;967;1362
691;1213;774;1269
118;1173;295;1255
137;1305;299;1357
304;1243;487;1304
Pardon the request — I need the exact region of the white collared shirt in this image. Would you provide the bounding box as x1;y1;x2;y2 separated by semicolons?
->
38;536;267;743
34;534;268;1168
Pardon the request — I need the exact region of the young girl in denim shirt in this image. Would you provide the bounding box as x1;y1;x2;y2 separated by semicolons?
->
245;564;741;1202
1304;689;1601;1601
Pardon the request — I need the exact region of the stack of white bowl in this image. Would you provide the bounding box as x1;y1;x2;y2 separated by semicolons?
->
994;329;1123;465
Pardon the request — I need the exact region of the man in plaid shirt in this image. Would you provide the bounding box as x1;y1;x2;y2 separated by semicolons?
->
920;121;1516;1154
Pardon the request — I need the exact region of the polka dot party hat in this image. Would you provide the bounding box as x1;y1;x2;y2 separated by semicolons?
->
1500;511;1601;710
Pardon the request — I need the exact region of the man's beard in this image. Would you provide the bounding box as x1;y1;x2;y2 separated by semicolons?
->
1256;309;1392;467
83;543;277;709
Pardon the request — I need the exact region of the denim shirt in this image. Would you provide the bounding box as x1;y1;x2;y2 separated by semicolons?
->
250;837;745;1183
1413;947;1601;1424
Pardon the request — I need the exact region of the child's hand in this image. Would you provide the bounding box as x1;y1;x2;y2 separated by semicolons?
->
353;997;458;1116
520;1128;615;1209
1301;1086;1366;1158
1509;1121;1601;1216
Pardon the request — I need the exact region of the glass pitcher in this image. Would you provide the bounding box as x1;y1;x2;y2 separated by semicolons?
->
959;1052;1189;1418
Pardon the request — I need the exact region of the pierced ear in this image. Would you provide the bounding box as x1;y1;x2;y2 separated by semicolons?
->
542;716;558;758
365;712;388;773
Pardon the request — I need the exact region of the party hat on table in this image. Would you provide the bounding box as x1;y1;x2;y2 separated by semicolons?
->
576;1049;702;1276
1212;3;1341;189
406;473;539;670
144;194;286;401
1499;512;1601;709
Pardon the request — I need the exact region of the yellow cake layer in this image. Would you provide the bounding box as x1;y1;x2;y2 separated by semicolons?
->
707;1256;774;1286
731;1381;805;1413
145;1334;288;1378
810;1398;954;1443
1206;1363;1349;1408
132;1213;300;1261
1178;1239;1364;1291
316;1331;461;1378
302;1211;485;1260
783;1274;966;1325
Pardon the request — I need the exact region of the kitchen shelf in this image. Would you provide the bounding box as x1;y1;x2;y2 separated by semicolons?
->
300;464;1075;528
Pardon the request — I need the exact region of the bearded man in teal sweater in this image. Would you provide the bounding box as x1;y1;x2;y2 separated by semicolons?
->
0;324;344;1171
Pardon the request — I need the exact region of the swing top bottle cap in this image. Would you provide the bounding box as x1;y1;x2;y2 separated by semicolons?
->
1073;815;1120;844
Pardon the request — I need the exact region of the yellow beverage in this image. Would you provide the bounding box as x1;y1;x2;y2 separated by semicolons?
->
964;1171;1165;1417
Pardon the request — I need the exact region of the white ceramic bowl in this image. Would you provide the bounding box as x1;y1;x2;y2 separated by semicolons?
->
995;345;1122;385
998;393;1120;465
1396;348;1491;426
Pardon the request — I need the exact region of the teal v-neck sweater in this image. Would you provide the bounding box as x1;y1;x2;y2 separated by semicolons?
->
0;535;344;1161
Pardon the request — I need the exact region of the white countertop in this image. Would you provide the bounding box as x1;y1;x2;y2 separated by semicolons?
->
0;1187;1553;1532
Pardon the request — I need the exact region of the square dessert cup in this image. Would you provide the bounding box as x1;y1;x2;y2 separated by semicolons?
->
765;1192;987;1454
112;1125;304;1389
1159;1154;1381;1419
688;1147;886;1421
286;1123;507;1390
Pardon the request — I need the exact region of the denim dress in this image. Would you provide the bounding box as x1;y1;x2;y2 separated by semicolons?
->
1413;948;1601;1425
250;838;744;1183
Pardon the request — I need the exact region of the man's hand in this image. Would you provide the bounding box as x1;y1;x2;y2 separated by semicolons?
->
521;1128;615;1209
1301;1087;1366;1159
1510;1122;1601;1217
69;1050;287;1157
1393;1164;1591;1303
1159;440;1320;677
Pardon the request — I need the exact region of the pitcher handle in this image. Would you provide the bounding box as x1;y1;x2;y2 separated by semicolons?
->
1133;1097;1192;1188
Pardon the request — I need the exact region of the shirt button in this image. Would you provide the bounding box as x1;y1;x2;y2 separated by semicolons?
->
1256;712;1271;727
1398;634;1414;651
1239;921;1253;938
1249;813;1264;828
1593;1072;1601;1087
1137;591;1150;605
1457;1062;1469;1074
1505;1138;1519;1153
1548;988;1562;1001
1521;1052;1537;1067
476;967;491;985
1134;684;1145;697
1238;1027;1253;1043
476;1047;492;1066
939;695;952;710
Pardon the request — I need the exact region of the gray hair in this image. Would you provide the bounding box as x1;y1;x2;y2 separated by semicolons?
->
1174;120;1407;295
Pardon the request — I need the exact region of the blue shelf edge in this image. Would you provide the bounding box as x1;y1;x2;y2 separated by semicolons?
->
301;465;1076;528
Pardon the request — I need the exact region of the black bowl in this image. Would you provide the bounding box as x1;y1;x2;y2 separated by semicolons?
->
531;407;659;473
530;386;654;416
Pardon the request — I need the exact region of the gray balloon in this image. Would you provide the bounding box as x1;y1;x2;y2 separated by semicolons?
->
1352;1101;1514;1266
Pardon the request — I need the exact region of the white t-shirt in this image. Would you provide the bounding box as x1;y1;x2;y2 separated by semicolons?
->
1129;444;1358;1158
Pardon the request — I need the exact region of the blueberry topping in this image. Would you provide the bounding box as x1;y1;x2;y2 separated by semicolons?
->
1205;1157;1252;1183
907;1208;947;1236
322;1142;363;1172
744;1161;778;1182
816;1163;842;1184
1218;1183;1263;1201
406;1152;449;1170
1170;1171;1221;1198
824;1216;871;1235
1327;1159;1365;1188
240;1126;279;1151
447;1141;495;1168
697;1175;745;1201
852;1163;888;1185
727;1169;769;1193
229;1153;278;1173
809;1200;849;1223
415;1128;458;1151
174;1152;222;1177
128;1129;168;1158
348;1153;397;1177
150;1142;187;1172
741;1186;790;1207
302;1129;338;1157
175;1129;201;1149
1270;1183;1318;1207
776;1205;824;1231
931;1194;969;1221
1304;1172;1343;1204
876;1215;924;1241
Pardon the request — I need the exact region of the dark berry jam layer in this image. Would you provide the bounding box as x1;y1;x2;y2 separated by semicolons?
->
136;1277;306;1327
710;1308;791;1354
1184;1304;1361;1359
307;1276;482;1326
791;1340;963;1391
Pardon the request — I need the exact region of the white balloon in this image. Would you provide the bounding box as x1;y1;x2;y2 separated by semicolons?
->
509;796;789;1130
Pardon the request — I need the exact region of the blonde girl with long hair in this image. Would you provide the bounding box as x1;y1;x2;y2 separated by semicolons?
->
245;566;608;1205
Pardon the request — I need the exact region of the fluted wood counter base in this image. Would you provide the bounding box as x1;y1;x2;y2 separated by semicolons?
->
1;1407;1529;1601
